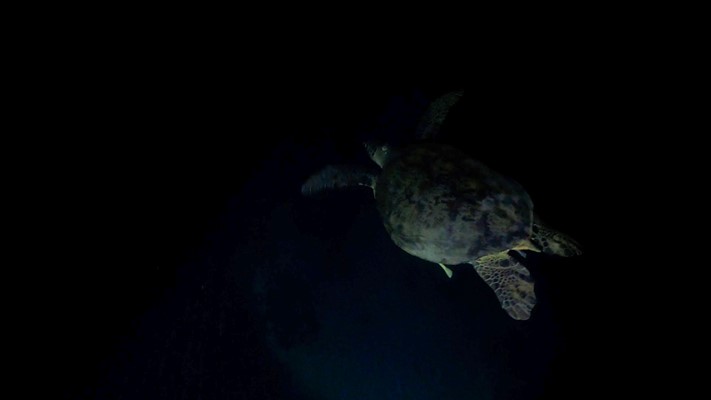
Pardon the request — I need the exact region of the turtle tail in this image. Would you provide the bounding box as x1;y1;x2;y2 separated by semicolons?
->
530;223;582;257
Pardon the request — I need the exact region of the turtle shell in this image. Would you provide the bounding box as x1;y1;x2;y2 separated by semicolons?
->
375;143;533;264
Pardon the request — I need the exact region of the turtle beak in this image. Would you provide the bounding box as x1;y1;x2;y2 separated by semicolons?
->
363;141;375;157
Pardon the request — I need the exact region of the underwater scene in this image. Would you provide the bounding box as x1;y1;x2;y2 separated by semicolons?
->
53;77;631;399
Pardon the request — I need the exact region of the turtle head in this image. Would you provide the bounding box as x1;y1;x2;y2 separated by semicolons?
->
363;140;391;168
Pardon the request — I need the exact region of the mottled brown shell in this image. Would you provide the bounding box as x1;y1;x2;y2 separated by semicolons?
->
375;143;533;264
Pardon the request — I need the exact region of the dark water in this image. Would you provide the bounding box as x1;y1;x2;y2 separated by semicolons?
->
49;77;638;399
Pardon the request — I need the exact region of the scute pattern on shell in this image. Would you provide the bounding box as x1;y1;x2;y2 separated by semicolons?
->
375;143;533;264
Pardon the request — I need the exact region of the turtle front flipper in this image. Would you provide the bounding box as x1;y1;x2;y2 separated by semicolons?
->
301;165;377;196
415;90;464;140
472;252;536;320
531;224;582;257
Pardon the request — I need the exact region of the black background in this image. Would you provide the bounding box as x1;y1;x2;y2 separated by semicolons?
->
20;33;667;399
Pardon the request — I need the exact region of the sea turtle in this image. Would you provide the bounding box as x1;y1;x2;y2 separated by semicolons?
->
302;90;581;320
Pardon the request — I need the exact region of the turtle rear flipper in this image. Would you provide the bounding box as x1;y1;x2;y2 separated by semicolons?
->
301;165;377;196
472;252;536;320
531;224;582;257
